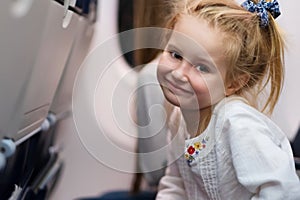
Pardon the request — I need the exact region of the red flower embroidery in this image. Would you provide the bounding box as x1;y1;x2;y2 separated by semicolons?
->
187;146;195;154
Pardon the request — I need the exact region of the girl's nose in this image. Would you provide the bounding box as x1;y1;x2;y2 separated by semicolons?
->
171;70;188;82
171;61;190;82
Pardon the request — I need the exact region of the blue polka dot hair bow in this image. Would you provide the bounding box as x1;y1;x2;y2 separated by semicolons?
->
241;0;281;27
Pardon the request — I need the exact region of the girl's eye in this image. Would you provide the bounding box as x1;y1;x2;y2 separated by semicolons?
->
170;51;182;60
195;65;210;73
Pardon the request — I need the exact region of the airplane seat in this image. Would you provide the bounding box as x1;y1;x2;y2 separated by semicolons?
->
0;0;50;198
291;127;300;171
50;1;96;118
25;117;58;180
0;0;50;144
17;0;79;140
0;139;31;199
136;56;168;188
0;0;92;199
0;116;63;199
20;121;63;200
42;3;97;197
17;0;98;198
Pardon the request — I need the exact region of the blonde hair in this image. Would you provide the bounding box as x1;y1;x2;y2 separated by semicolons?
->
165;0;285;114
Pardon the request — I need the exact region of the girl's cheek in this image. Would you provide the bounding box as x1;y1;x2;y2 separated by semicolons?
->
157;64;165;81
158;61;168;75
158;59;173;73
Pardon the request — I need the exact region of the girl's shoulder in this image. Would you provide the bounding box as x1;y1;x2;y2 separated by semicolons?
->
215;96;271;123
214;96;287;145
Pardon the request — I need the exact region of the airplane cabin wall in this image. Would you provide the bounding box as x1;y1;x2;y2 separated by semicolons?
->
272;1;300;141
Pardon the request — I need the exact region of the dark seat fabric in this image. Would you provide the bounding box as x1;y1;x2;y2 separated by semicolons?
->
78;190;157;200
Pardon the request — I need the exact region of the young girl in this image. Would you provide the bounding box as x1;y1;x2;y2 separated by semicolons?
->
156;0;300;199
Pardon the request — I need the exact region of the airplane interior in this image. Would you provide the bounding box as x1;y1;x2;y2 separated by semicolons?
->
0;0;299;199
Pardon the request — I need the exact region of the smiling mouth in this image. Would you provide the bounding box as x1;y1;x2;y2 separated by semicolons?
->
165;80;193;94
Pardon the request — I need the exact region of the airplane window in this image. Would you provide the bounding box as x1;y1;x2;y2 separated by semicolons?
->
118;0;171;68
118;0;135;67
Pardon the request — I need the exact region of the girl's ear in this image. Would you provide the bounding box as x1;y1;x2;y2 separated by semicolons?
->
225;73;250;96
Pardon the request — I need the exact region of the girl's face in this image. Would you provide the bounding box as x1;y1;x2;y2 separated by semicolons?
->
158;15;231;111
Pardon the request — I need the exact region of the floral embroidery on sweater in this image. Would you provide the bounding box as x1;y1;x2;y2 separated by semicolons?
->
185;136;209;166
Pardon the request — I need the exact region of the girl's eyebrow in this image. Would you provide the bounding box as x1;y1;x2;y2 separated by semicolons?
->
195;54;214;67
166;43;181;52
